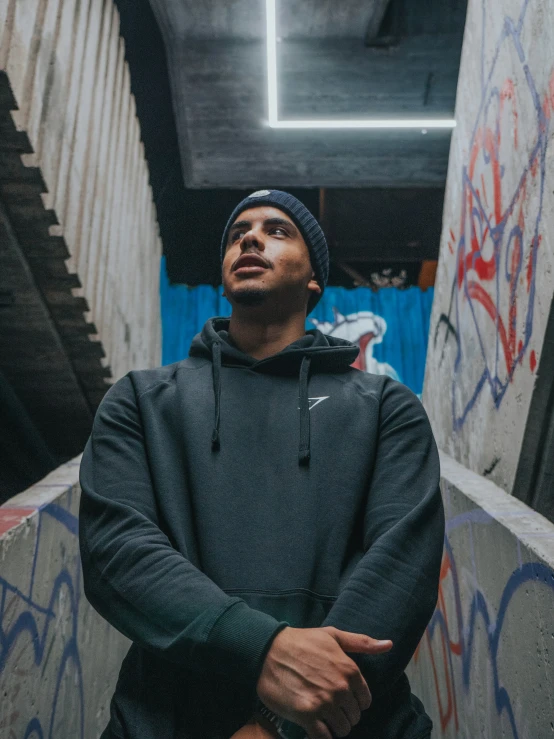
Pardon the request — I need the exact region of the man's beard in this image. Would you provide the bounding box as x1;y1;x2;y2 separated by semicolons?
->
227;287;268;306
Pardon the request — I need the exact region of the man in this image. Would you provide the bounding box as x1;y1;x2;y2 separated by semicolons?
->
79;189;445;739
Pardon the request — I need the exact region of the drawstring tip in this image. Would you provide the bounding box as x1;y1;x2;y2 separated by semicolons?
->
298;448;310;465
211;428;220;450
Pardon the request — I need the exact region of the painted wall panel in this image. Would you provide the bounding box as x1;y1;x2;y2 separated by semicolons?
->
424;0;554;491
0;459;130;739
407;454;554;739
414;2;554;737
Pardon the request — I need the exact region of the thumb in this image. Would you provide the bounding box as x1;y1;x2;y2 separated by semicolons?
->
327;627;393;655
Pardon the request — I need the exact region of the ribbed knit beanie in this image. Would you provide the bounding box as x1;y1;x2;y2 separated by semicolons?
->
220;189;329;314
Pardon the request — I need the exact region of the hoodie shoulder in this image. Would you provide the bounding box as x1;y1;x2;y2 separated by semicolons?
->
122;358;209;398
347;368;422;406
89;359;209;425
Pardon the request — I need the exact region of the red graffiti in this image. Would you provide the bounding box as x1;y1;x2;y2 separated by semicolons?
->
413;551;460;733
446;61;552;424
500;79;519;150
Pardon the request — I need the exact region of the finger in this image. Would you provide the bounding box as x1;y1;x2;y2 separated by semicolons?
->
329;628;393;654
337;690;361;727
306;718;334;739
350;636;393;654
365;637;393;653
350;669;372;712
320;705;351;738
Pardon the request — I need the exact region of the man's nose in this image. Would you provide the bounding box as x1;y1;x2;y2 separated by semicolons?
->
240;229;264;250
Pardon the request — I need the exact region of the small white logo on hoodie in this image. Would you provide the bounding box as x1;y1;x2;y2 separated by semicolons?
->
297;396;330;411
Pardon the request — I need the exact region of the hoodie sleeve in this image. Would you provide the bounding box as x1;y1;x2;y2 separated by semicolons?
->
78;373;289;687
319;378;445;699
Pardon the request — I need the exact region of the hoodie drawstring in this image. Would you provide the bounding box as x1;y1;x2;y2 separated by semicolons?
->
298;355;311;465
211;342;311;466
211;341;222;450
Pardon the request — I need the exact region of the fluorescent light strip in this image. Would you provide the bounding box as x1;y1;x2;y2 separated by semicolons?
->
266;0;279;124
272;119;457;129
265;0;456;131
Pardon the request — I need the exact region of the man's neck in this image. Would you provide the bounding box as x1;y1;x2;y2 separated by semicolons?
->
227;313;308;361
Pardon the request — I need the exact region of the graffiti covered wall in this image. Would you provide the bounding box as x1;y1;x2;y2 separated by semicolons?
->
424;0;554;492
407;454;554;739
0;460;129;738
415;2;554;736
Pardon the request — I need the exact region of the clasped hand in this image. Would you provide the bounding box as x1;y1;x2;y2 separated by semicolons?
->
230;625;392;739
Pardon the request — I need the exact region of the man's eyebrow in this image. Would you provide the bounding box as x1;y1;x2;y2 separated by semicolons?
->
229;220;250;231
263;217;297;232
229;217;297;233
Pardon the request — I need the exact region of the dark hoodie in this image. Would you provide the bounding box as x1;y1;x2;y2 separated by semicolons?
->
79;316;444;739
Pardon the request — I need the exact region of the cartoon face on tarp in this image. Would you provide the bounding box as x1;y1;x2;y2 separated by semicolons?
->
310;307;400;381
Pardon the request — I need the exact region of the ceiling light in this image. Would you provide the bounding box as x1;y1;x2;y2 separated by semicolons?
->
265;0;456;131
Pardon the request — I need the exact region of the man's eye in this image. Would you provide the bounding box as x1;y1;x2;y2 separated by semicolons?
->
272;227;286;236
231;231;245;241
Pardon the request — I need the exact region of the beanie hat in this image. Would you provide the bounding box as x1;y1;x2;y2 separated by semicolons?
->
220;189;329;314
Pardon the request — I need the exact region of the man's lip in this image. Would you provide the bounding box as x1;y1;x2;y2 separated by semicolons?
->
233;255;270;271
234;265;268;273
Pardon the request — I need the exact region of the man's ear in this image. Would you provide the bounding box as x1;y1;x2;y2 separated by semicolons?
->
308;278;322;295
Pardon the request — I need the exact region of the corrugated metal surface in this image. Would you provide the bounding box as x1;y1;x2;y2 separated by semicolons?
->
160;257;434;396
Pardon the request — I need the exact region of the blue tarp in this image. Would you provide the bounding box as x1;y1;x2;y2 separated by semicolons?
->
160;256;434;396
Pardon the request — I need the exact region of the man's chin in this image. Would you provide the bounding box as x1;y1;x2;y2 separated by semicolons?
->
227;288;269;307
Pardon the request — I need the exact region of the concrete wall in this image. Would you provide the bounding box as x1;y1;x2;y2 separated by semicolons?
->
0;458;129;739
412;2;554;737
407;454;554;739
0;0;162;384
0;0;164;495
423;0;554;493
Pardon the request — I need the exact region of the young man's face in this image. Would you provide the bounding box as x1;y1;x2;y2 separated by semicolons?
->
221;206;321;313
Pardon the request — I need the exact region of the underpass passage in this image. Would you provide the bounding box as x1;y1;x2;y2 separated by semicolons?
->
1;0;554;737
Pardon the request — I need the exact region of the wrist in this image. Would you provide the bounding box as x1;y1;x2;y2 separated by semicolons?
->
254;698;286;737
253;698;307;739
253;709;284;738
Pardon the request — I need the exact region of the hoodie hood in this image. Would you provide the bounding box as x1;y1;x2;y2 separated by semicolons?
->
189;316;360;465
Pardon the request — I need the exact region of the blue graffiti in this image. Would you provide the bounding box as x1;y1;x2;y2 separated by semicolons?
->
434;0;551;429
426;508;554;739
0;501;84;739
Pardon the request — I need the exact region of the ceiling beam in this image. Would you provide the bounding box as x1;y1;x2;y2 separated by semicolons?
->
364;0;392;43
170;36;459;189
